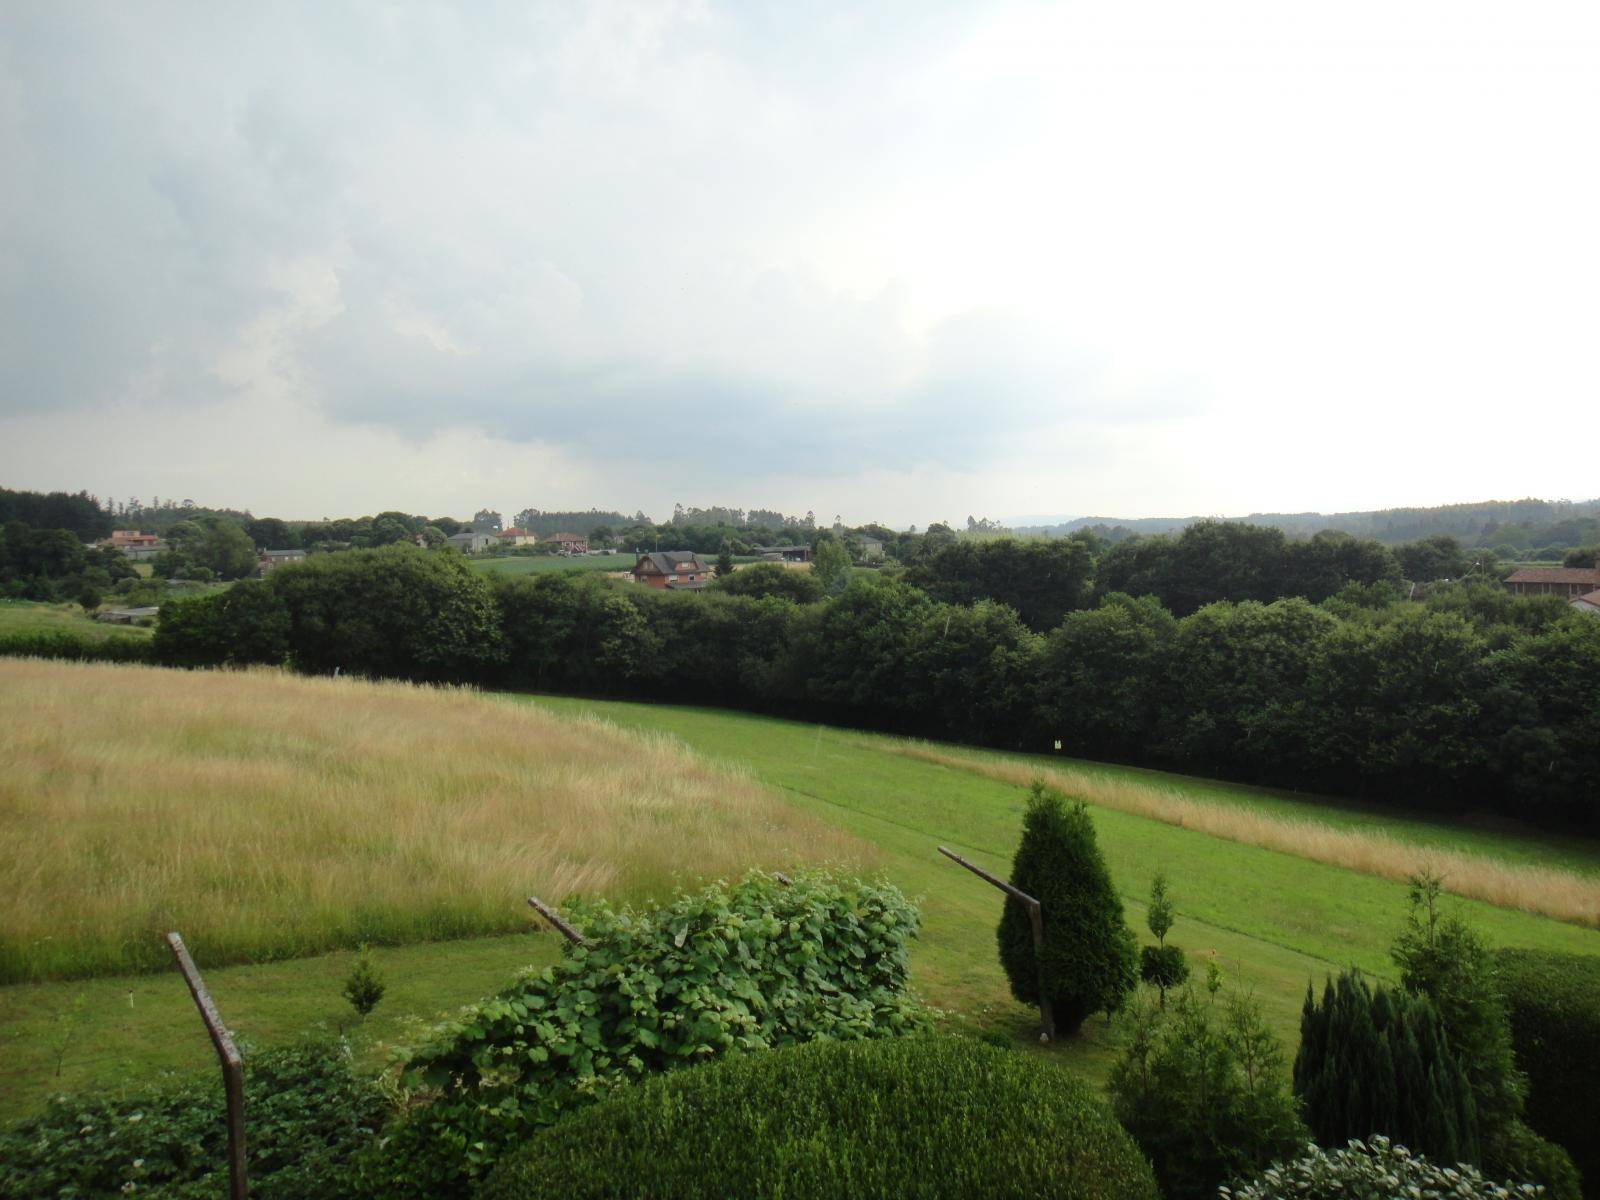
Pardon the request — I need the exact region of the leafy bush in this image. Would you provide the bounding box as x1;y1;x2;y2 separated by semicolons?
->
1109;979;1307;1199
478;1034;1159;1200
360;871;927;1198
0;1041;385;1199
1140;872;1189;1004
1223;1135;1544;1200
0;630;152;663
1294;969;1479;1165
1495;948;1600;1198
1483;1120;1583;1200
997;782;1138;1035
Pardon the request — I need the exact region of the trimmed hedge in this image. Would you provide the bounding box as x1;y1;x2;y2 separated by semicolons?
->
1496;948;1600;1197
478;1035;1160;1200
0;631;152;663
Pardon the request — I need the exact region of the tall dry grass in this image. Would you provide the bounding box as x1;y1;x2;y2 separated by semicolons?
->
0;659;865;982
880;742;1600;929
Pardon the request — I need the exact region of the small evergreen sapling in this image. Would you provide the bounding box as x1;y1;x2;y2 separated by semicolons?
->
997;782;1138;1036
342;945;386;1018
1139;872;1189;1005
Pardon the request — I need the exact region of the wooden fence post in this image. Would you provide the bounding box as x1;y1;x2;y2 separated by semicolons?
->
166;932;247;1199
936;846;1056;1042
527;896;589;946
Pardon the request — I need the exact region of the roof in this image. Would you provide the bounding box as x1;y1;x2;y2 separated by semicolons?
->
1573;589;1600;608
545;532;585;542
497;527;531;538
637;551;706;574
107;606;161;618
1504;568;1600;585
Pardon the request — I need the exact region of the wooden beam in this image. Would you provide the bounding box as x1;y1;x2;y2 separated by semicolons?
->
936;846;1056;1042
167;932;247;1199
527;896;589;946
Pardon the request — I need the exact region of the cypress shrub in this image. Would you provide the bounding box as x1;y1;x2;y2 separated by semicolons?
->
478;1035;1160;1200
997;782;1138;1035
1496;948;1600;1197
1294;969;1479;1164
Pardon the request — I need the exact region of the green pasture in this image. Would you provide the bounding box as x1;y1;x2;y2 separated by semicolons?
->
3;690;1596;1119
0;599;153;640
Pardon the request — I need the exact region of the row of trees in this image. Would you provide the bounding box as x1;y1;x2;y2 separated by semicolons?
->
0;520;136;602
153;545;1600;830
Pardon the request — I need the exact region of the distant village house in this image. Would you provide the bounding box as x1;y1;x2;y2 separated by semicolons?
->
1571;589;1600;616
857;536;885;560
99;530;165;561
446;530;496;553
258;548;307;574
1503;567;1600;598
544;532;589;555
633;551;711;590
495;528;538;547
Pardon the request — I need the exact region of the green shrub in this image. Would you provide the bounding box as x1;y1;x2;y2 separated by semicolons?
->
1294;969;1479;1165
0;630;152;663
343;944;386;1018
1484;1120;1583;1200
0;1041;384;1199
1223;1135;1545;1200
478;1035;1159;1200
1109;979;1307;1199
361;871;927;1198
1495;948;1600;1197
997;782;1138;1035
1139;872;1189;1003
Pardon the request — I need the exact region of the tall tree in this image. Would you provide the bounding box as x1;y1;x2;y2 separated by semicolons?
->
997;782;1138;1036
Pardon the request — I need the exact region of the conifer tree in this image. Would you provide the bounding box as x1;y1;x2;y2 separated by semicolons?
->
1294;968;1478;1164
1139;872;1189;1006
997;782;1138;1035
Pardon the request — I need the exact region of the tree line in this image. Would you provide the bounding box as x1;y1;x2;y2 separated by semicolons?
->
152;543;1600;832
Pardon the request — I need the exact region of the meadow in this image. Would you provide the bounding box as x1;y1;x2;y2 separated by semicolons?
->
0;598;154;640
2;663;1597;1118
468;554;632;577
0;660;862;982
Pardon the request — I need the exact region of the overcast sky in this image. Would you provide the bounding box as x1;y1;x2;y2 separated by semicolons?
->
2;1;1596;527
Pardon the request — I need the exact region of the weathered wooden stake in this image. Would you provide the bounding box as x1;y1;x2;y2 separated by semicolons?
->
527;896;589;946
936;846;1056;1042
166;932;247;1200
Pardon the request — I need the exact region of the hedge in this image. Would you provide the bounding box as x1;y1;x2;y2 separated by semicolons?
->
478;1035;1160;1200
0;631;153;663
1496;948;1600;1197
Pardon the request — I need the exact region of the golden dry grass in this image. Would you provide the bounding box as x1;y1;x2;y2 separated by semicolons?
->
880;742;1600;929
0;659;865;982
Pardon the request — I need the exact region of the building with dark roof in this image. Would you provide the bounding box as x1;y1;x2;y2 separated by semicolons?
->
1503;567;1600;598
633;551;710;589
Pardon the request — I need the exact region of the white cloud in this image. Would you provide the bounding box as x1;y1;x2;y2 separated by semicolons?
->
1;0;1596;525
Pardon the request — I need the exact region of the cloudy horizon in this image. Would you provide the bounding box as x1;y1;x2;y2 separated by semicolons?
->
3;1;1597;528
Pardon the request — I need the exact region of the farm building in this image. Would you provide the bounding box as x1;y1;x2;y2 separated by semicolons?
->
633;551;711;590
1503;567;1600;598
446;530;496;552
495;528;538;547
258;548;306;573
752;544;813;563
1572;589;1600;615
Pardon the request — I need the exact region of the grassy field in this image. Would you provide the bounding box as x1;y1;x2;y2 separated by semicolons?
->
0;598;154;640
0;661;863;983
468;554;632;577
3;670;1597;1119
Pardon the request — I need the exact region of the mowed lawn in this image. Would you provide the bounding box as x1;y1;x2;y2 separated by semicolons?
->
3;673;1597;1117
0;598;153;640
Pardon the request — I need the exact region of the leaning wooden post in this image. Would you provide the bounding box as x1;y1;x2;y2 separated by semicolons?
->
166;932;247;1200
936;846;1056;1042
527;896;589;946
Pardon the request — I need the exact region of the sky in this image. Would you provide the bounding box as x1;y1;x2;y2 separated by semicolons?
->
2;1;1597;528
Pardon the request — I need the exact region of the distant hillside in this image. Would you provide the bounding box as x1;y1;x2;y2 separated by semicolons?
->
1012;497;1600;547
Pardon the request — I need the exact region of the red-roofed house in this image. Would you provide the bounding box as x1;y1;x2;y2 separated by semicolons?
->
1503;567;1600;598
544;532;589;555
495;528;538;547
1572;589;1600;616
